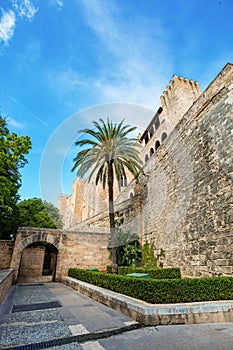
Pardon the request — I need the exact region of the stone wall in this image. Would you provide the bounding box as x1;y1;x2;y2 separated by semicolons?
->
10;227;111;282
0;241;15;269
0;269;14;304
119;63;233;277
18;246;45;281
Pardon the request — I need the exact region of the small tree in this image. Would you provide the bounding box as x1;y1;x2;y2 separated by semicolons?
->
0;116;31;239
72;118;144;274
17;198;62;229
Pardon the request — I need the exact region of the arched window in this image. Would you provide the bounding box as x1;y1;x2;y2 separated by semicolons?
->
150;148;154;157
129;192;134;199
145;154;149;162
155;140;160;150
161;132;167;142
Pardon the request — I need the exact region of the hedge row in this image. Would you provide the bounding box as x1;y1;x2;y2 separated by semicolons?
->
68;268;233;304
106;266;181;279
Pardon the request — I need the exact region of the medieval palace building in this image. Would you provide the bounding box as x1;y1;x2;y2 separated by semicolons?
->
56;63;232;278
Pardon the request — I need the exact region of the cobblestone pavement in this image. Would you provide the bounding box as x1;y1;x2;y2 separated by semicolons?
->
1;283;233;349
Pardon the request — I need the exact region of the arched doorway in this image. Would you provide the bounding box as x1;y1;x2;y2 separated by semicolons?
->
18;242;58;283
10;228;63;283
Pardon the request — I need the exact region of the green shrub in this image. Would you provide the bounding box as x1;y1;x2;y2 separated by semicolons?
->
106;266;181;279
107;265;113;274
68;268;233;304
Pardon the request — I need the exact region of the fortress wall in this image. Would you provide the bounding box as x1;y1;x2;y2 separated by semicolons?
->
135;63;233;277
50;63;232;278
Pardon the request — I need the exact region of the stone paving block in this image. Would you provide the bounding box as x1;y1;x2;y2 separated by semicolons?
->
82;341;105;349
69;324;89;335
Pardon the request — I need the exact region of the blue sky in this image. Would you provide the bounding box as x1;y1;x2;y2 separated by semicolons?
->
0;0;232;205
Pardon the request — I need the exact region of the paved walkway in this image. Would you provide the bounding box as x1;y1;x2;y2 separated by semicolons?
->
1;282;233;349
0;282;139;349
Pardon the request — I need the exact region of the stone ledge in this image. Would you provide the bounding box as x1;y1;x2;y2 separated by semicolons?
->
62;276;233;326
0;269;14;304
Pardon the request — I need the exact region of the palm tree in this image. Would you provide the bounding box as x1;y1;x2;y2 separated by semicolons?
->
72;118;144;274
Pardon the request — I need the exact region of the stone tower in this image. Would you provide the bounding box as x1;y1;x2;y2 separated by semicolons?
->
160;74;201;130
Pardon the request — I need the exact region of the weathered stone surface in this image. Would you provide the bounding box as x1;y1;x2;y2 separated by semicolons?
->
0;269;14;304
0;241;14;269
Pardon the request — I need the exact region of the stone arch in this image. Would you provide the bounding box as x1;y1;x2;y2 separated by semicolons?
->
19;232;62;251
161;132;168;142
155;140;160;150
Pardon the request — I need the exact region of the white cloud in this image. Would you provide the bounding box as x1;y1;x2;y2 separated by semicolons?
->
46;68;86;96
7;117;24;129
0;9;16;44
78;0;173;111
56;0;64;10
12;0;39;22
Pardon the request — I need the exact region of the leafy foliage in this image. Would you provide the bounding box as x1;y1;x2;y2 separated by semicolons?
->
72;118;143;187
0;116;31;239
109;229;142;267
69;268;233;304
17;198;62;229
142;241;165;268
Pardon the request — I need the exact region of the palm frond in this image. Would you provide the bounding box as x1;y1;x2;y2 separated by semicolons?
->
72;117;144;185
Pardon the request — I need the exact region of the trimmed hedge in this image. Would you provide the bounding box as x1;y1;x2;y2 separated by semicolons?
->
68;268;233;304
106;266;181;279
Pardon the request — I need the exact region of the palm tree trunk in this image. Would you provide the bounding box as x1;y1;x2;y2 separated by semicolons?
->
108;161;118;274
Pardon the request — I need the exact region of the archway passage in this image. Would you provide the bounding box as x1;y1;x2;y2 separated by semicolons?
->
18;242;58;283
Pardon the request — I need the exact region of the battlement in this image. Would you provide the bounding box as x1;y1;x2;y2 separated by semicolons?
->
160;74;201;109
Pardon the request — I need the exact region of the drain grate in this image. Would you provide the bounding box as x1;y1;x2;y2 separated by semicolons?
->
18;284;44;287
0;323;143;350
12;301;62;313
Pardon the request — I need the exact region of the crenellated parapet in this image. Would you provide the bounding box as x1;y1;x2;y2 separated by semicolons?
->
160;74;201;109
